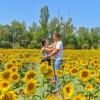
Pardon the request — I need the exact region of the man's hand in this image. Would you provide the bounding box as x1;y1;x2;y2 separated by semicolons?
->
43;48;59;59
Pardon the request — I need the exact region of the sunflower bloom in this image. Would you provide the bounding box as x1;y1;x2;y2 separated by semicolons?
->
10;73;20;83
73;94;86;100
5;62;14;70
56;70;62;77
0;80;10;92
40;65;54;78
96;74;100;83
63;83;74;99
85;83;93;92
46;94;57;100
70;67;78;76
0;91;17;100
1;70;11;81
24;70;36;82
79;68;91;82
24;79;37;96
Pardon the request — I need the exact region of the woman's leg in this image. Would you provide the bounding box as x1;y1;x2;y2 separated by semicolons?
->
41;59;46;63
47;58;51;66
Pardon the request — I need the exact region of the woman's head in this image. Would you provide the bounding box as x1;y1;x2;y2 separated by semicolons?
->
41;39;49;47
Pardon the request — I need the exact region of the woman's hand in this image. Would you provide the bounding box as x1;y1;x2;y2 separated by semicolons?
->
43;55;49;59
43;55;47;59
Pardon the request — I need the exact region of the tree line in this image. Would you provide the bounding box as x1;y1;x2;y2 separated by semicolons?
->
0;6;100;49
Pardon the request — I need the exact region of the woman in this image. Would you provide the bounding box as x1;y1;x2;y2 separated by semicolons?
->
41;39;56;66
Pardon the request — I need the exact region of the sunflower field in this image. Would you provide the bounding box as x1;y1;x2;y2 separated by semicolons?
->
0;49;100;100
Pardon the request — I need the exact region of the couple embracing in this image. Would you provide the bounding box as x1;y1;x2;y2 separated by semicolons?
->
41;32;63;92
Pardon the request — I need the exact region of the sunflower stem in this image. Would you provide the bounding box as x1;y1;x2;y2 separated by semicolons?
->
62;70;65;100
43;78;45;99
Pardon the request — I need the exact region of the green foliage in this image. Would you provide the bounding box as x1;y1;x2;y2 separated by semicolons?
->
0;41;12;48
0;6;100;49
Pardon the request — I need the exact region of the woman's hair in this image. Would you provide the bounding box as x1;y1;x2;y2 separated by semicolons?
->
41;39;46;47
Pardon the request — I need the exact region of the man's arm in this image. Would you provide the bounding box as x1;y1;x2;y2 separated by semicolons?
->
47;43;55;48
43;46;55;52
44;41;61;59
46;48;59;58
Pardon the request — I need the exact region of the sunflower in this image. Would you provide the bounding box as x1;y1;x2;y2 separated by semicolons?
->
89;96;94;100
8;91;18;100
43;67;54;78
0;93;11;100
63;83;74;99
96;74;100;83
56;70;62;77
79;68;91;82
46;94;57;100
85;83;93;92
39;64;46;73
0;91;17;100
10;58;17;64
0;80;10;92
10;67;18;73
5;62;14;70
16;62;23;69
73;94;86;100
60;63;64;69
24;79;37;96
64;64;71;75
40;65;54;78
90;70;96;78
70;67;78;76
10;73;20;83
24;70;36;82
1;70;11;81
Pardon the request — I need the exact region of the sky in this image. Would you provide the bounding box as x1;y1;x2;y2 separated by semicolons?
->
0;0;100;28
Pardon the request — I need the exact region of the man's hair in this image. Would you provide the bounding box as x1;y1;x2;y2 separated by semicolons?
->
53;32;60;38
41;39;46;47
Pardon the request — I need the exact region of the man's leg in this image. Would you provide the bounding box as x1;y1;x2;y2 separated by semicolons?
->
54;60;62;91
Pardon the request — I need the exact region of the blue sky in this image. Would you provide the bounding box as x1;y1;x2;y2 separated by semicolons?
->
0;0;100;27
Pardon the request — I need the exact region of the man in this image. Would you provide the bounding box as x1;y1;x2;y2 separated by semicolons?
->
45;32;63;92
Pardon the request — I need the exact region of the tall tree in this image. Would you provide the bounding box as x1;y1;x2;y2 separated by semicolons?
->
91;27;100;49
48;17;62;42
11;20;26;48
62;18;76;49
77;27;92;49
39;6;49;39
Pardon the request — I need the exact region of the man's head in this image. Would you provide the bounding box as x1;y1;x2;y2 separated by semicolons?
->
53;32;60;42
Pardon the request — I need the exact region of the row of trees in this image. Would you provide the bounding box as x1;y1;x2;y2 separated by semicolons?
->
0;6;100;49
